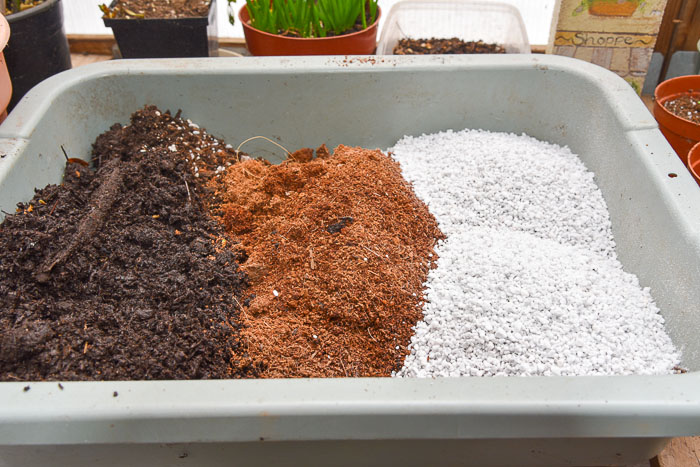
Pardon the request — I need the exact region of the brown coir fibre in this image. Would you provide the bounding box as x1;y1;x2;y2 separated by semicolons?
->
210;145;444;378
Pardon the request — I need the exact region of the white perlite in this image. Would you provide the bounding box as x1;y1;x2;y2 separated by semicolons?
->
390;129;680;377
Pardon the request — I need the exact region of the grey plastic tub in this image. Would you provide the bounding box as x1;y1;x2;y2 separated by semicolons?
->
0;55;699;467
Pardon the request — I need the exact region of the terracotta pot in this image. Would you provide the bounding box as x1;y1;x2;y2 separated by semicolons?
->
653;75;700;165
588;0;638;16
239;6;380;56
0;14;11;123
688;142;700;186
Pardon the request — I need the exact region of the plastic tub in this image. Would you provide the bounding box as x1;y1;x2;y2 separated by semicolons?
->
0;55;699;467
376;0;530;55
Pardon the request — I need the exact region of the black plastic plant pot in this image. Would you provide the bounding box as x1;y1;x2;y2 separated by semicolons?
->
103;0;218;59
5;0;72;111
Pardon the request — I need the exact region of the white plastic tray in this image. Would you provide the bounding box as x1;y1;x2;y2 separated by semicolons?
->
376;0;530;55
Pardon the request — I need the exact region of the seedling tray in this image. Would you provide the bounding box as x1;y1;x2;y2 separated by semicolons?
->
0;56;699;467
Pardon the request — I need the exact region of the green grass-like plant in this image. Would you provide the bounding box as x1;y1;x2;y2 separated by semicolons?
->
229;0;378;38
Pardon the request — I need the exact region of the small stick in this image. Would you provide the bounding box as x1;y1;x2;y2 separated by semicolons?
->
37;161;123;281
242;167;262;179
339;355;348;377
362;245;383;259
367;328;377;342
184;177;191;202
309;247;316;270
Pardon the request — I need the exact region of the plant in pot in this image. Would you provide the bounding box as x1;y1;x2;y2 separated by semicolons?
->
653;75;700;166
1;0;71;111
230;0;380;56
99;0;218;58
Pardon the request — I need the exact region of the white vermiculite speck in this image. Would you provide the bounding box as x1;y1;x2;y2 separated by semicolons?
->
390;129;680;377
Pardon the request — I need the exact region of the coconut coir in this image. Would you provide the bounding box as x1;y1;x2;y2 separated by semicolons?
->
210;145;444;378
0;106;256;381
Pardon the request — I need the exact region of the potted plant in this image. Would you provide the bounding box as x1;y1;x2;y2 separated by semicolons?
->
100;0;218;58
231;0;380;56
1;0;71;111
573;0;640;17
653;75;700;165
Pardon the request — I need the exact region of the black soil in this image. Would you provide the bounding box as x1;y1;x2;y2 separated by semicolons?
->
393;38;505;54
0;106;256;381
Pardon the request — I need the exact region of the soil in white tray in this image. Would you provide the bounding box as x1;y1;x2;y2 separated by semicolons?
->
390;129;681;377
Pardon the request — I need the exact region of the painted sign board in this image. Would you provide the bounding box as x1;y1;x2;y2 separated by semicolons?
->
549;0;668;93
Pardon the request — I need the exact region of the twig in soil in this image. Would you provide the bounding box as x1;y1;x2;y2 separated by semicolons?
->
36;161;123;282
235;136;292;160
231;296;249;320
339;354;348;377
367;328;377;342
61;145;88;167
183;177;192;202
309;247;316;270
362;245;383;259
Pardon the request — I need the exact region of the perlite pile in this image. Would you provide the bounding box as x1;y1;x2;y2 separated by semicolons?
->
390;129;681;377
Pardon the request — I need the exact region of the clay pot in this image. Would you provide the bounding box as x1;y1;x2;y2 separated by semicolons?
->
653;75;700;165
588;0;639;16
688;142;700;186
0;14;11;123
239;6;380;56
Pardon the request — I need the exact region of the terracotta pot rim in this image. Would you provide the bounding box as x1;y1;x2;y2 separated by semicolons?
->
688;142;700;185
653;91;700;127
0;14;9;48
653;76;700;139
238;6;380;43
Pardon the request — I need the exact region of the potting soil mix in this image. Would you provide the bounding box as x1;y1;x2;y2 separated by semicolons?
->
0;106;681;381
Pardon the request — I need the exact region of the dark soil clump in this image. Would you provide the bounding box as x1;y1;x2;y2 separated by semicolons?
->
663;93;700;124
0;106;255;381
103;0;210;19
393;37;505;54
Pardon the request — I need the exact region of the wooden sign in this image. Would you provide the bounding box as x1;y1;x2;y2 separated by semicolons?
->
549;0;669;93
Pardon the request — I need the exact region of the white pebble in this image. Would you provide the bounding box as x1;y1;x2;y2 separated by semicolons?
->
390;129;680;377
